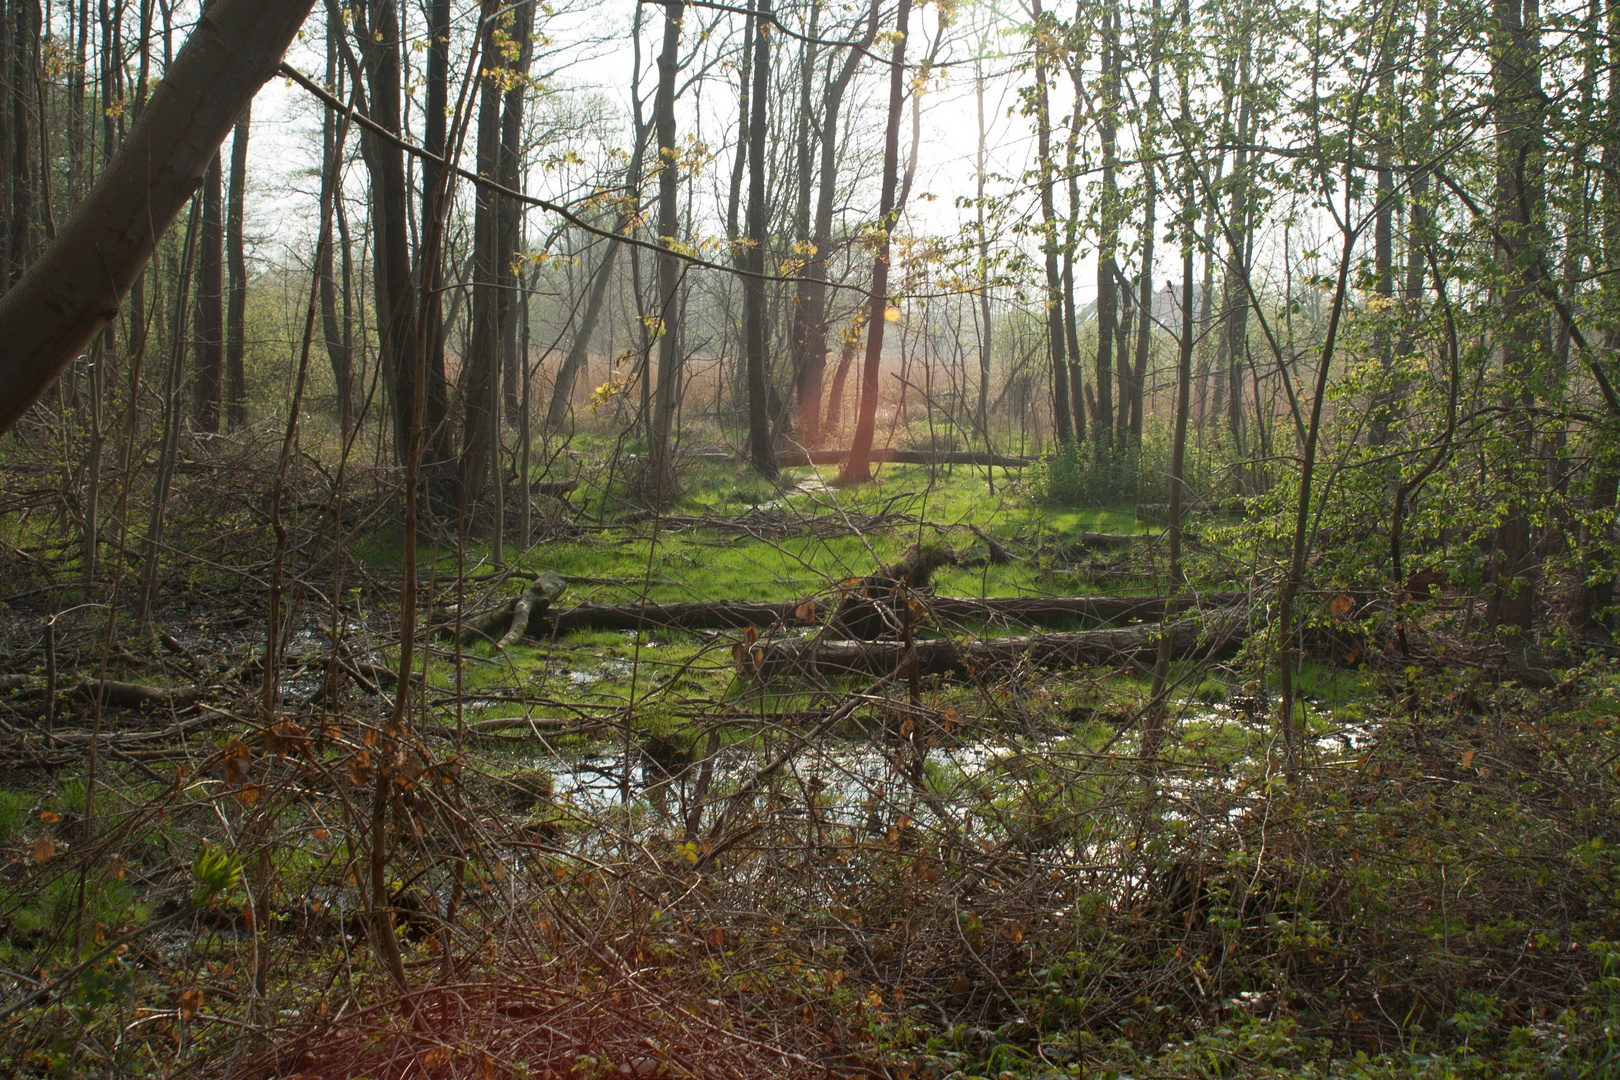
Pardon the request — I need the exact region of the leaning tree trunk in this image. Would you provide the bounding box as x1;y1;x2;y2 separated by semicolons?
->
840;0;911;484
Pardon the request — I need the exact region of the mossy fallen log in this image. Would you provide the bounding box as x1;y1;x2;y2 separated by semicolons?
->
694;448;1034;468
528;592;1245;636
735;614;1246;680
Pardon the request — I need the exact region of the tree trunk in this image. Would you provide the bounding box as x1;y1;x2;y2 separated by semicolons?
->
1032;0;1074;447
1223;37;1253;456
1130;7;1161;446
8;0;37;286
355;0;430;466
461;5;509;513
1147;0;1188;751
1094;3;1120;455
743;0;775;476
498;1;534;420
644;0;684;504
783;1;819;443
224;105;249;428
1062;56;1087;443
318;14;350;427
975;63;992;437
742;617;1244;682
794;0;878;446
840;0;911;484
418;0;449;448
1485;0;1545;633
194;151;224;432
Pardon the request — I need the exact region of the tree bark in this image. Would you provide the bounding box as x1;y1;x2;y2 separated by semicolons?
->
498;1;535;418
1147;0;1190;752
1130;7;1162;446
1032;0;1075;447
461;5;509;511
417;0;449;446
643;0;684;504
194;151;224;432
1485;0;1546;632
318;13;351;426
743;0;775;476
354;0;432;466
1093;3;1120;454
742;616;1244;681
840;0;911;484
224;105;249;428
794;0;878;446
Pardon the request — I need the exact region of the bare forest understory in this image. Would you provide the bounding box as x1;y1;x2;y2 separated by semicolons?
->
5;0;1620;1075
2;425;1620;1080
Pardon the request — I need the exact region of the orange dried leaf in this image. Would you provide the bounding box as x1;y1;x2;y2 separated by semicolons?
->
179;988;203;1021
38;811;60;824
235;783;260;808
31;835;54;864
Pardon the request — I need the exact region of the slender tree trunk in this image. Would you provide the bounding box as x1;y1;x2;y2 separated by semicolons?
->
224;105;250;428
743;0;774;476
975;62;992;437
1032;0;1074;446
1147;0;1194;750
783;0;818;442
498;0;534;419
1094;3;1119;454
8;0;37;285
840;0;910;484
0;0;15;286
318;18;351;428
194;151;224;432
1223;38;1253;456
1131;0;1162;446
725;0;754;246
546;10;652;433
795;0;878;446
824;312;863;435
644;0;684;503
355;0;428;466
1062;59;1087;442
419;0;449;449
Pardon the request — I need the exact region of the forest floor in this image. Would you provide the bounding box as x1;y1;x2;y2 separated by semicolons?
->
1;433;1618;1079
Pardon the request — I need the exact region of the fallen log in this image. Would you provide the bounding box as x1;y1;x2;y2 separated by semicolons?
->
694;448;1033;468
530;592;1245;635
529;478;578;498
737;614;1247;680
458;571;567;645
0;674;206;710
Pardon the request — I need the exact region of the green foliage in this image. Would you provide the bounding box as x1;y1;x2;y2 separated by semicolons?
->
190;844;242;908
